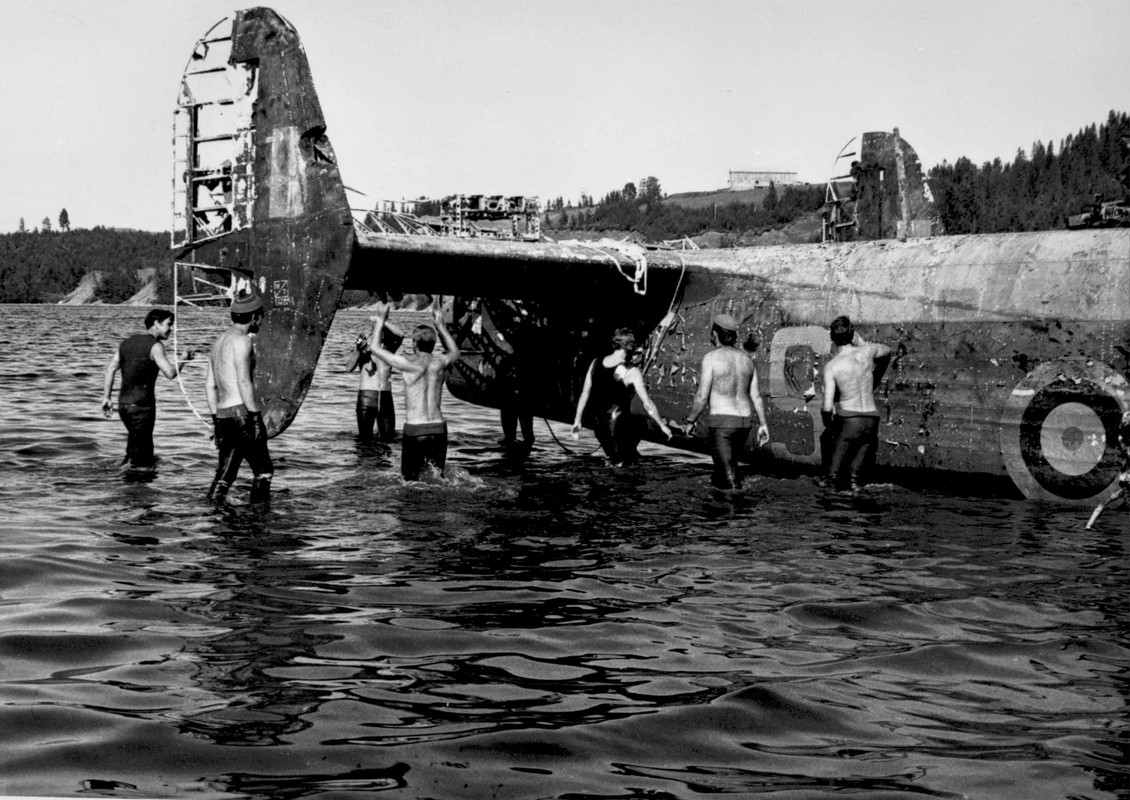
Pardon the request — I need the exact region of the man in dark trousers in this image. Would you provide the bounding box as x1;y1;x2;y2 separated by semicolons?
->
346;315;405;443
205;294;273;503
368;299;461;481
101;308;192;469
684;313;770;489
821;315;891;491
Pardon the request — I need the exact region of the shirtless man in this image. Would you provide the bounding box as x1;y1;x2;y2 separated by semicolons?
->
368;300;461;480
101;308;193;470
346;316;404;443
821;315;892;491
684;313;770;489
205;294;273;503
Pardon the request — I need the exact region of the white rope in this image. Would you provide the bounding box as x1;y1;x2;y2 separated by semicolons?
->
606;240;649;295
566;238;649;295
559;239;686;372
172;261;216;435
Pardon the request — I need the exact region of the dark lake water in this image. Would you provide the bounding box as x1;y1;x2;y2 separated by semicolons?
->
0;303;1126;799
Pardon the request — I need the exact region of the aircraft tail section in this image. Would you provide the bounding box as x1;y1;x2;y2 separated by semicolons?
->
172;8;353;438
824;129;943;242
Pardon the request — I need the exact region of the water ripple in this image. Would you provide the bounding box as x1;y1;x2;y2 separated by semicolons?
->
0;305;1126;799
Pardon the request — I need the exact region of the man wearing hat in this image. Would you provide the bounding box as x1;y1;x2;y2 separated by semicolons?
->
684;312;770;490
205;292;273;503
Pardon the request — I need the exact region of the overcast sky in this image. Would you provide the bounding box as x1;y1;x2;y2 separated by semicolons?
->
1;0;1126;234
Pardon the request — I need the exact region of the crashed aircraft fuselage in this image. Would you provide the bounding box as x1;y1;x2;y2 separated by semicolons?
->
172;7;1130;505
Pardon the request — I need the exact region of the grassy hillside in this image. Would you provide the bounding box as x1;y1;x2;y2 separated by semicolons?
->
662;187;773;209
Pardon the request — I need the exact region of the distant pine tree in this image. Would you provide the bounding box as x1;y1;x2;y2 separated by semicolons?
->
639;176;662;204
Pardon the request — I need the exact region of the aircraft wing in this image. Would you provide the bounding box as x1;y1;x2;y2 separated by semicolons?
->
348;230;703;305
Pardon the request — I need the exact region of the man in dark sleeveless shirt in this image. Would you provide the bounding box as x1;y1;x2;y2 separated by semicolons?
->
572;327;672;466
101;308;190;469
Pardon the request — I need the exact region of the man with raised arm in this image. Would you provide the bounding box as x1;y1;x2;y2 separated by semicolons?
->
101;308;193;470
205;293;273;503
345;316;405;443
368;300;461;480
821;315;892;492
684;313;770;489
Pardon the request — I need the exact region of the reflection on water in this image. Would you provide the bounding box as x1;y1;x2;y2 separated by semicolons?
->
0;304;1126;799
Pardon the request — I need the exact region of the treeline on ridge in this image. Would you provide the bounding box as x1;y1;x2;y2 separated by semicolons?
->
0;227;176;305
929;110;1129;233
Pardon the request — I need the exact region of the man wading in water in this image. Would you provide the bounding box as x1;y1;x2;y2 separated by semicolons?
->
205;293;273;503
346;316;405;443
571;327;673;466
684;313;770;489
821;315;891;492
101;308;193;470
368;300;461;481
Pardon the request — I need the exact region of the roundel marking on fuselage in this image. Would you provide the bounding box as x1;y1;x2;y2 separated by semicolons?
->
1000;359;1129;504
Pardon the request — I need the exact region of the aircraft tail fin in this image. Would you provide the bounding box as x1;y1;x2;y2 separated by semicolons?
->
172;8;354;437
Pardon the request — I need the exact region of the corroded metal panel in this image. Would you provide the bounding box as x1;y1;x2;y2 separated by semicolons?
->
650;230;1129;503
175;8;354;437
354;227;1128;504
853;130;942;240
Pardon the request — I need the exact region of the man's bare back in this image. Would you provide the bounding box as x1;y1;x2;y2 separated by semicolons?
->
367;301;461;480
401;349;451;424
684;315;770;490
368;302;460;425
820;318;892;490
357;359;390;391
822;338;891;415
352;317;404;392
701;347;758;416
209;327;257;412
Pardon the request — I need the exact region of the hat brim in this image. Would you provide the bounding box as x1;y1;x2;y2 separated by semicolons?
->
712;314;739;332
231;297;264;315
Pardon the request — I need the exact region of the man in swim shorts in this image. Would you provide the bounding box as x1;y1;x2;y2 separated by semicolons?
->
101;308;193;469
205;293;273;503
684;313;770;489
346;315;405;443
368;299;461;480
821;315;892;491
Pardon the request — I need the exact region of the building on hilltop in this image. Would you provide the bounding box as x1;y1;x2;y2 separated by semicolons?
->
728;170;799;191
